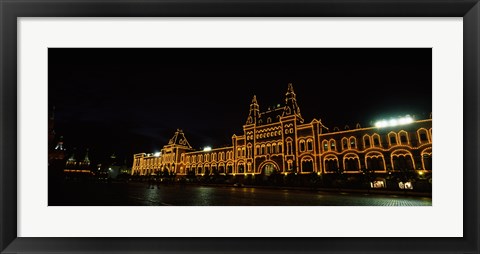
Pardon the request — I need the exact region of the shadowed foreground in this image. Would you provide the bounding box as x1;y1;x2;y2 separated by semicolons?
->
49;182;432;206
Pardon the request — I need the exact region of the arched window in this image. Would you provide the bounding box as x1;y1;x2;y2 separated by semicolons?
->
342;137;348;150
299;140;306;152
278;143;282;153
267;143;271;154
267;117;272;123
286;138;293;155
349;137;357;149
261;144;266;155
363;135;371;148
247;144;252;158
256;145;260;155
398;131;409;145
205;154;210;162
272;142;277;153
329;140;336;151
307;139;313;151
388;132;398;146
322;140;329;152
372;134;381;147
417;128;430;143
212;153;217;161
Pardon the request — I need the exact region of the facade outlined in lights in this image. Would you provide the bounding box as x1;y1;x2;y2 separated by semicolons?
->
131;83;432;178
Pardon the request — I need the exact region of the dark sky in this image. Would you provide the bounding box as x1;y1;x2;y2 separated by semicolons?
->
48;48;432;165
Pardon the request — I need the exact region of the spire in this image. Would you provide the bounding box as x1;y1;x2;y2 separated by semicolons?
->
54;136;65;151
287;83;294;95
246;95;260;125
68;148;76;162
84;148;90;164
282;83;304;123
251;95;258;105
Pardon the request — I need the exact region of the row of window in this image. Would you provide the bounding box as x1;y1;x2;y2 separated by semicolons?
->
324;152;432;172
137;148;432;175
184;151;233;164
140;153;175;167
322;128;432;152
180;152;432;175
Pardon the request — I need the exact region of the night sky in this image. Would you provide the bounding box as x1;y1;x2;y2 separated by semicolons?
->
48;48;432;165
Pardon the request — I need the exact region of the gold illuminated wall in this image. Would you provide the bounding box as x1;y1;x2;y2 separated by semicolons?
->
131;84;432;176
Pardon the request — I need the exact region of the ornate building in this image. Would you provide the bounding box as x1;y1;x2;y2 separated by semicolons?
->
64;148;92;174
131;84;432;177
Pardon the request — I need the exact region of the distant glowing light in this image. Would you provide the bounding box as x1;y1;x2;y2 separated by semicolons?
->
154;152;161;157
375;115;414;128
203;146;212;151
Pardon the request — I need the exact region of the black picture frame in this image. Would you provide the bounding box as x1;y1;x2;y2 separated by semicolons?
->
1;0;478;253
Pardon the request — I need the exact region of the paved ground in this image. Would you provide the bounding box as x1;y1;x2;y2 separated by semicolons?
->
49;182;432;206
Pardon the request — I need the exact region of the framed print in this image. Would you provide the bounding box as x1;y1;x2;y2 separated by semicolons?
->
1;0;479;253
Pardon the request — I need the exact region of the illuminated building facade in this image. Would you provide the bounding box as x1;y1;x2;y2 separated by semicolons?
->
131;84;432;177
64;149;92;174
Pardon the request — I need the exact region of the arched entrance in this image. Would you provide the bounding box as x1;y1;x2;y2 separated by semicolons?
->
421;148;432;171
391;150;415;171
260;161;279;176
300;156;314;173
